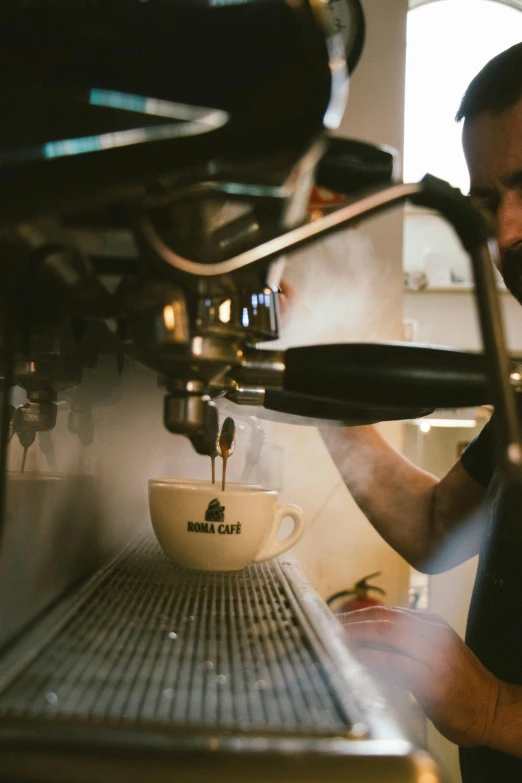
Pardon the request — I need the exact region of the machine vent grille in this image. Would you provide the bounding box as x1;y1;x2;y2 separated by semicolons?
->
0;538;351;735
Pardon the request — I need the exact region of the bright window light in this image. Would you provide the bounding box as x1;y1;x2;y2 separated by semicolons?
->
404;0;522;193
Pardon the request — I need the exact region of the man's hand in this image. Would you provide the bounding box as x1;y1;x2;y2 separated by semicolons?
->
278;278;296;320
340;606;500;748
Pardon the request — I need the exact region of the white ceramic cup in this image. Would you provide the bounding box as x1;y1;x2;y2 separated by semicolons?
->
148;479;306;571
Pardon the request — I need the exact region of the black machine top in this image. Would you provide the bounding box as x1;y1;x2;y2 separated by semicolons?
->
0;0;364;226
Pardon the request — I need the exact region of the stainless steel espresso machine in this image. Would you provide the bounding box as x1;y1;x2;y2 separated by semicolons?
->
0;1;520;781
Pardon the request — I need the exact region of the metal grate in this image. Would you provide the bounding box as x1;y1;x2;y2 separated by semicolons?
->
0;537;352;735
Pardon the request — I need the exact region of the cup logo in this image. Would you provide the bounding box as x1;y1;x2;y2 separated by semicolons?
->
205;498;225;522
187;498;240;535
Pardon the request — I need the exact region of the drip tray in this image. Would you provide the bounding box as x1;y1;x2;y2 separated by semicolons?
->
0;537;437;783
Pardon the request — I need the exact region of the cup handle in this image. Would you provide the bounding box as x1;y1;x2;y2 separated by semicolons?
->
252;503;306;563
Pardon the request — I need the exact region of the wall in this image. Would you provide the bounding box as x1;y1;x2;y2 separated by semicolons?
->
405;288;522;351
404;208;522;352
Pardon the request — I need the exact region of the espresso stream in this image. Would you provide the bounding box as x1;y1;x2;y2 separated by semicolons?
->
215;417;236;491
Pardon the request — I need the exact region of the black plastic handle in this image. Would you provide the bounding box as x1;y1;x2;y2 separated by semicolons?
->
316;137;397;195
263;388;433;425
283;343;491;409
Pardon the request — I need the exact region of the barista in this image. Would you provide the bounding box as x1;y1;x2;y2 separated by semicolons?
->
321;43;522;781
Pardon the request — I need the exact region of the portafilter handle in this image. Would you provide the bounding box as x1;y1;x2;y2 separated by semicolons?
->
262;388;434;424
281;343;491;409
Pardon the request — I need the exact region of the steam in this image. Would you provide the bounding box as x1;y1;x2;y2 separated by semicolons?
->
273;225;401;349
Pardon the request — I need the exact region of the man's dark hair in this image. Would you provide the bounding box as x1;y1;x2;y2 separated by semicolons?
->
456;41;522;123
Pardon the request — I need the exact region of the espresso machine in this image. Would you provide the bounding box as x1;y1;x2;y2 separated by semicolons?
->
0;1;520;781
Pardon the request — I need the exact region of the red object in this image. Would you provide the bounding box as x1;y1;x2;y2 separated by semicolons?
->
308;185;349;210
327;572;386;614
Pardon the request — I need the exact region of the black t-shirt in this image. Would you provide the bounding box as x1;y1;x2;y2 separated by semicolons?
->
459;415;522;781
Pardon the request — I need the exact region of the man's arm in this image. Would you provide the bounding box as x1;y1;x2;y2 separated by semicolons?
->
491;681;522;757
320;424;487;572
341;607;522;758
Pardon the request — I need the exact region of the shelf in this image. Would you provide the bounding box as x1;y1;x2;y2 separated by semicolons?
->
404;285;509;294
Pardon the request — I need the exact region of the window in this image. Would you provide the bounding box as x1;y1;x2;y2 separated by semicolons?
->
404;0;522;193
403;0;522;293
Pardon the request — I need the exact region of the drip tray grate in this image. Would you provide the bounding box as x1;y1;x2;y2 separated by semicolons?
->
0;538;353;736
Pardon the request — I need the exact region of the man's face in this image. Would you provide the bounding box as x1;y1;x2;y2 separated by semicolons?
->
463;96;522;304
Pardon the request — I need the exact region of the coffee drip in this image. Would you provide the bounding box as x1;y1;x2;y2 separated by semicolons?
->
210;446;218;487
215;417;236;491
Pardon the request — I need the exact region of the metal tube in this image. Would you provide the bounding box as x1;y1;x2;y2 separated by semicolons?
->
136;182;422;277
468;241;522;481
